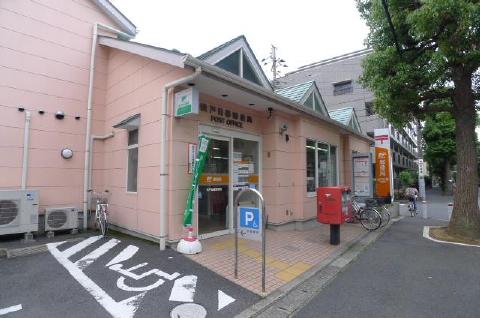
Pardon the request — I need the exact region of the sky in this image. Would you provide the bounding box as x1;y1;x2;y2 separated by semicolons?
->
111;0;369;78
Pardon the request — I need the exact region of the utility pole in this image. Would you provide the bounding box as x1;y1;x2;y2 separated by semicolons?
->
417;120;426;202
261;45;288;86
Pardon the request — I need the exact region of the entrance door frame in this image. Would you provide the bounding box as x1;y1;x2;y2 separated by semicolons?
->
197;124;262;240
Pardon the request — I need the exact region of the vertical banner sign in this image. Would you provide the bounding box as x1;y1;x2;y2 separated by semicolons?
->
183;135;210;227
374;128;392;198
418;158;424;177
187;143;197;174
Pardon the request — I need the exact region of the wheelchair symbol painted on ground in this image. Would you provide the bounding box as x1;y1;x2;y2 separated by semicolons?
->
47;236;235;318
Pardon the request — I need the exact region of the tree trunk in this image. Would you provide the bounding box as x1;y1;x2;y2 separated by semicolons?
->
449;68;480;238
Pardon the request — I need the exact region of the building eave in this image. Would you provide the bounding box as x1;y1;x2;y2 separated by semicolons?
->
90;0;137;36
185;55;373;143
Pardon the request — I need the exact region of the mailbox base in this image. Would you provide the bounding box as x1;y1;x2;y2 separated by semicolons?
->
330;224;340;245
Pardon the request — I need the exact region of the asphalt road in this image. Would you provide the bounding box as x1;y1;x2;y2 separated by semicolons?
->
0;234;259;318
294;217;480;318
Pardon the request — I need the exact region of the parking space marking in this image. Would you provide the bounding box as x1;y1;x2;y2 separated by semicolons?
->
75;238;120;270
48;241;146;318
169;275;197;303
61;236;102;258
106;245;139;267
0;304;22;316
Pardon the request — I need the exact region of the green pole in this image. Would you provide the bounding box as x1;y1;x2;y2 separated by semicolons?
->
183;134;210;227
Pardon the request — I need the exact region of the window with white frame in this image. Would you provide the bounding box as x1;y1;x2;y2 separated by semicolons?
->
127;129;138;192
306;139;338;194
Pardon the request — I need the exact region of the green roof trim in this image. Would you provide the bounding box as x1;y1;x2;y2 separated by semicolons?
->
329;107;362;133
275;81;315;103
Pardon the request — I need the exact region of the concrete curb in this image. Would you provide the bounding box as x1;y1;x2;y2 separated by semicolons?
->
0;236;88;259
235;217;403;318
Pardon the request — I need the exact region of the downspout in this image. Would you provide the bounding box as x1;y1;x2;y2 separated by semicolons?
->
159;67;202;250
83;23;133;230
21;111;31;190
87;132;115;209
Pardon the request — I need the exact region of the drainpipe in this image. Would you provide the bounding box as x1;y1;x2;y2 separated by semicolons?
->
87;132;115;209
159;67;202;250
21;111;31;190
83;24;133;230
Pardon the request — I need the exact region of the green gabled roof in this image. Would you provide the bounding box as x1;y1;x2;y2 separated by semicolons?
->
275;81;315;103
329;107;353;125
329;107;362;133
197;35;245;60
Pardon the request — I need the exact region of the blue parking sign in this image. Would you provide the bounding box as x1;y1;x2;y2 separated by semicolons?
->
238;207;262;241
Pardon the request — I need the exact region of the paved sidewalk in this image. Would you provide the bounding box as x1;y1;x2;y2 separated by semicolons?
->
187;223;365;295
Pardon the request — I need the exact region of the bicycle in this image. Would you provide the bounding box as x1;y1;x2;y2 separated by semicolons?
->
365;198;391;227
88;189;110;236
408;198;417;217
349;196;382;231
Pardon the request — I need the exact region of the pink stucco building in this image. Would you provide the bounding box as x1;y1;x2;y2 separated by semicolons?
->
0;0;371;248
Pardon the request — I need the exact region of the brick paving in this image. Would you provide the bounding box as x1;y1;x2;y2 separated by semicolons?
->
186;223;365;295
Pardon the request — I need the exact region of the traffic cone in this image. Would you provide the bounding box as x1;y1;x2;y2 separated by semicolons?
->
176;227;202;254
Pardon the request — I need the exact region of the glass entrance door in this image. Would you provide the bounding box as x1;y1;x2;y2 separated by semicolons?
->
233;138;260;209
196;125;262;238
198;138;230;235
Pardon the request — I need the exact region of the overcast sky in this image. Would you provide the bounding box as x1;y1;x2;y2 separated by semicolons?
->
111;0;369;78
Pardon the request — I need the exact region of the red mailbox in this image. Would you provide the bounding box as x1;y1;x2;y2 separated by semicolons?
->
316;186;352;245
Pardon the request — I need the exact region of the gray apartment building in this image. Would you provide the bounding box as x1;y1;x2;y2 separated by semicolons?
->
277;49;418;186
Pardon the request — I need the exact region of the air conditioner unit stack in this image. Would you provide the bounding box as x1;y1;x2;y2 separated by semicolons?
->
45;207;78;232
0;189;39;235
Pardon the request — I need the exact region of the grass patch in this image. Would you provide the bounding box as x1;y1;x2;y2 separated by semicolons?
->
430;227;480;246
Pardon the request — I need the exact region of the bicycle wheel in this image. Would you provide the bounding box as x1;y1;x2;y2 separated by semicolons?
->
359;208;382;231
409;204;415;217
99;211;107;236
381;207;391;226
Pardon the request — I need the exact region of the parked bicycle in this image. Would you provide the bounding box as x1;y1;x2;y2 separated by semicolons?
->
349;196;382;231
88;189;110;236
364;198;391;227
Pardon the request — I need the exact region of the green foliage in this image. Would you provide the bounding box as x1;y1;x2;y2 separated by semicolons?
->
399;170;415;187
356;0;480;126
423;112;456;166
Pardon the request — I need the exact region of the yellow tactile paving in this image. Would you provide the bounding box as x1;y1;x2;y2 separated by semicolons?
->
275;270;298;282
269;260;290;270
242;248;262;258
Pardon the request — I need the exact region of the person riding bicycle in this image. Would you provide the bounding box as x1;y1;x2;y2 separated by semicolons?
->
405;186;419;211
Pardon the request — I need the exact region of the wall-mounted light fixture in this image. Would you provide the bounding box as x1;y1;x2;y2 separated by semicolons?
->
55;111;65;120
61;148;73;159
267;107;273;119
38;110;45;115
279;123;289;143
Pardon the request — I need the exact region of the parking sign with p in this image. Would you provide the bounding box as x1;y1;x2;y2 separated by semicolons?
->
238;207;262;241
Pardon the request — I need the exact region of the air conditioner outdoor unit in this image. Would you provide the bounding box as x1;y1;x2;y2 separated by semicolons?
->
0;189;39;235
45;207;78;232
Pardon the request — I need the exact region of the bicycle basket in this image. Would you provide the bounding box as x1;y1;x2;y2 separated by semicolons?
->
90;191;110;207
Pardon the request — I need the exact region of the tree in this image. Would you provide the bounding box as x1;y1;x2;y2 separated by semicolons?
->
423;112;456;194
399;170;415;188
357;0;480;238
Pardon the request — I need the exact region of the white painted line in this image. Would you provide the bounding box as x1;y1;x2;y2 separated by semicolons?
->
109;263;180;281
116;276;165;292
169;275;197;303
61;236;103;259
218;290;236;311
423;226;480;248
106;245;139;267
48;242;146;318
0;304;22;316
75;238;120;270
